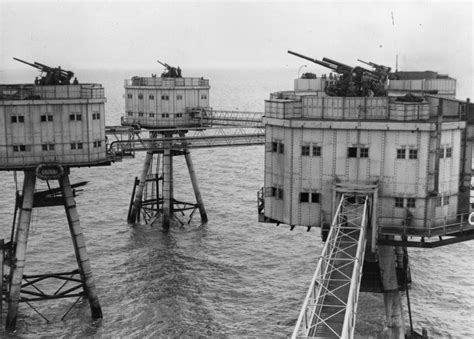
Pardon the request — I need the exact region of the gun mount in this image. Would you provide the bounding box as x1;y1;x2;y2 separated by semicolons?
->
157;60;182;78
13;57;75;86
288;50;388;97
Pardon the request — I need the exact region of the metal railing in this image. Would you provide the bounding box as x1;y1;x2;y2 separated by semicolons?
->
292;193;369;338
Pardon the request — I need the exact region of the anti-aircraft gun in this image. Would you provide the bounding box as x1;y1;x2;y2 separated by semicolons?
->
357;59;391;81
157;60;182;78
13;57;75;85
287;50;387;97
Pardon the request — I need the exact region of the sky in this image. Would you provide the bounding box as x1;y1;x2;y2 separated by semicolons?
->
0;0;472;94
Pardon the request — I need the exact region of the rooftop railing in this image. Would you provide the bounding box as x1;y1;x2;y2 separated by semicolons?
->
0;84;105;101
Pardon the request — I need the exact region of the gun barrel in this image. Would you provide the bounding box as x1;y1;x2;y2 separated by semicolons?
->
357;59;373;67
13;57;41;69
287;50;336;71
322;57;352;71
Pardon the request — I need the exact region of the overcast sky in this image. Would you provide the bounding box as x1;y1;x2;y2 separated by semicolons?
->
0;0;472;92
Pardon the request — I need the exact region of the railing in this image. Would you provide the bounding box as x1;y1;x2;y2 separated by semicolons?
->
292;193;369;338
0;84;105;101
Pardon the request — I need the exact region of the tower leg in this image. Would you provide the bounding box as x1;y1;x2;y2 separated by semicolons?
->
59;174;102;320
6;171;36;331
128;151;153;223
379;244;405;339
184;149;208;222
162;148;173;229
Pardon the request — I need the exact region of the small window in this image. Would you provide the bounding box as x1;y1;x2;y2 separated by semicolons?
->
435;197;442;207
18;116;24;123
446;147;452;158
201;94;207;99
127;94;132;99
49;144;55;150
360;147;369;158
161;113;170;118
300;192;310;203
395;198;404;208
149;95;154;100
11;116;17;123
161;95;169;100
76;114;82;121
409;149;418;159
149;113;155;118
312;146;321;156
138;94;143;99
70;114;76;121
138;112;144;117
176;113;183;118
41;115;47;122
279;143;284;154
406;198;416;208
301;146;310;156
19;145;26;151
311;193;320;203
71;143;76;150
13;145;19;152
272;142;278;153
177;95;183;100
348;147;358;158
48;115;53;121
77;143;83;149
444;196;449;205
42;144;48;151
271;187;277;197
277;188;283;199
127;111;133;117
93;112;100;120
396;148;406;159
439;149;444;159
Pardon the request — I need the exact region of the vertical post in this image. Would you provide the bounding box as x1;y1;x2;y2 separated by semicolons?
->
379;244;405;339
0;239;4;323
128;151;153;223
162;148;173;229
59;173;102;320
184;149;208;222
6;170;36;331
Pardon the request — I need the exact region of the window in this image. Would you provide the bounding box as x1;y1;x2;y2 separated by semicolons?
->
446;147;452;158
49;144;55;150
360;148;369;158
395;197;404;208
77;143;83;149
93;141;102;148
93;112;100;120
138;94;143;99
397;148;406;159
48;115;53;121
70;114;76;121
41;115;47;122
272;142;278;153
176;113;183;118
444;196;450;205
439;149;444;159
42;144;48;151
19;145;26;151
409;149;418;159
271;187;277;197
312;146;321;156
301;146;310;156
127;94;132;99
406;198;416;208
11;116;17;123
149;95;154;100
11;116;24;123
13;145;27;152
149;113;155;118
277;188;283;199
161;113;170;118
300;192;310;203
177;95;183;100
138;112;144;117
161;95;169;100
435;197;442;207
76;114;82;121
71;143;76;150
13;145;19;152
279;143;284;154
201;94;207;99
127;111;133;116
18;116;24;123
311;193;320;203
348;147;358;158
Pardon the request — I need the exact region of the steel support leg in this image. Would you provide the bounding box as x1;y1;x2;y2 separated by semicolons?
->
60;174;102;320
162;148;173;229
128;151;153;223
184;149;208;223
379;244;405;339
6;171;36;331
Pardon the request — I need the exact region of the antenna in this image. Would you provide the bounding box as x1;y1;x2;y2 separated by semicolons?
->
396;54;398;72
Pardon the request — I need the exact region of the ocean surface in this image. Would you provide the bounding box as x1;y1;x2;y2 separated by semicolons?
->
0;68;473;338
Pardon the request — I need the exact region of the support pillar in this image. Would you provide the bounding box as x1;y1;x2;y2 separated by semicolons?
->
162;148;173;229
184;149;208;223
128;151;153;223
379;244;405;339
60;174;102;320
6;171;36;331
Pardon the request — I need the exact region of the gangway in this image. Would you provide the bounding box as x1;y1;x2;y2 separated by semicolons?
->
202;109;263;127
292;192;371;338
